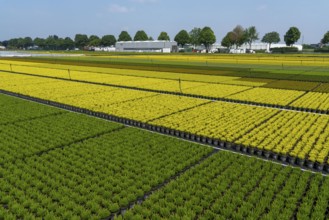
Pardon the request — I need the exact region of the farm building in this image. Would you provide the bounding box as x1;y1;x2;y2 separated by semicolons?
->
209;43;303;53
115;40;178;53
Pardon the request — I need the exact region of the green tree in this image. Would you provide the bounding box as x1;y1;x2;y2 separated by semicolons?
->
45;35;59;50
284;27;301;46
118;31;132;41
8;38;19;49
101;35;116;46
34;37;46;49
74;34;88;48
174;30;190;47
62;37;75;50
134;30;148;41
88;35;101;47
23;37;33;49
157;32;170;41
261;32;280;48
321;31;329;44
221;32;234;48
189;27;201;48
244;26;259;49
199;26;216;52
148;36;154;40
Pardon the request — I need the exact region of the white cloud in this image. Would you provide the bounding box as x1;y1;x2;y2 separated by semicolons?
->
108;4;134;13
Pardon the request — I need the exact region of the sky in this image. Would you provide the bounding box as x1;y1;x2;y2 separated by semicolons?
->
1;0;328;44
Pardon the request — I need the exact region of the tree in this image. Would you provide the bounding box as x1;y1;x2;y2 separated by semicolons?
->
62;37;75;50
321;31;329;45
45;35;59;50
221;32;234;48
101;35;116;46
74;34;88;48
148;36;154;40
284;27;301;46
89;35;101;47
157;32;170;41
34;37;46;49
2;40;9;48
231;25;246;47
244;26;259;49
118;31;132;41
199;26;216;52
8;38;19;49
189;27;201;48
261;32;280;48
133;30;148;41
22;37;33;49
174;30;190;47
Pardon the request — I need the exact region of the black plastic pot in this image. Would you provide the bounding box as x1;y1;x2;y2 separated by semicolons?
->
279;155;287;162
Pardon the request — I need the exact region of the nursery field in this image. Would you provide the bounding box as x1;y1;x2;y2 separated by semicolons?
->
1;53;329;219
5;53;329;82
1;94;329;219
2;60;329;112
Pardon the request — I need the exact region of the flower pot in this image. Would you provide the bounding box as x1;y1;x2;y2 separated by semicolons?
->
288;156;296;165
306;161;314;169
316;163;324;171
264;151;270;158
297;158;305;166
280;155;287;162
185;133;190;139
248;147;255;155
271;153;278;160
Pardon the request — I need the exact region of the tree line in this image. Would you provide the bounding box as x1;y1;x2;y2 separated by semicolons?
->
1;26;328;51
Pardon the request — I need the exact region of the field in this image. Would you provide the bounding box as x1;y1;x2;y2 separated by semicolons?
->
1;53;329;219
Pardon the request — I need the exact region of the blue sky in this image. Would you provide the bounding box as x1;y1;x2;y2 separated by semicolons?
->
1;0;328;43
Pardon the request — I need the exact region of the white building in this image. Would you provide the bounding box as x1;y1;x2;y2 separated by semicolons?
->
115;40;178;53
94;46;116;52
211;42;303;53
